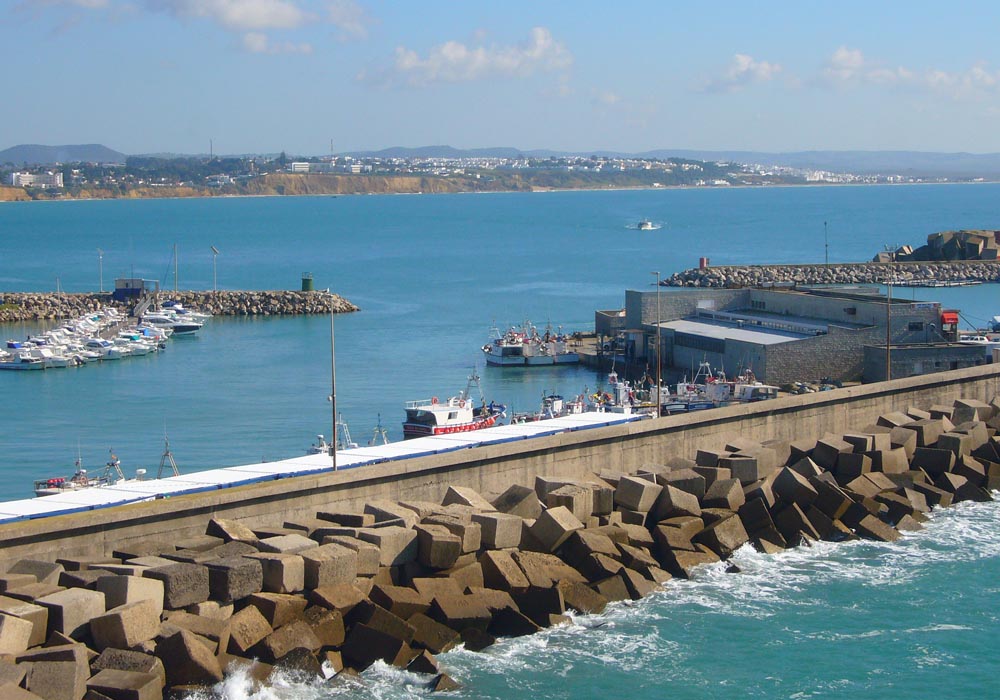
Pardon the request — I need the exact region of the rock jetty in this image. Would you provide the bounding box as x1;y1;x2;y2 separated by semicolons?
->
663;261;1000;288
0;396;997;698
0;291;358;323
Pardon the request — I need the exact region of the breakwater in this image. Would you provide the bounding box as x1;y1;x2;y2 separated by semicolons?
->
0;291;358;322
0;389;996;698
663;261;1000;288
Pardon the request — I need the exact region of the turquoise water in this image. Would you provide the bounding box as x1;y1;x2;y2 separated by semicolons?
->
1;186;998;496
3;185;1000;699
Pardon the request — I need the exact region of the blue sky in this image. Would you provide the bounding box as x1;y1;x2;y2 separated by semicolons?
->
8;1;1000;155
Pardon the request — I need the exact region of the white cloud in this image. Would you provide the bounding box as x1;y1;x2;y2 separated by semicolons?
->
703;54;781;93
367;27;572;87
242;31;312;54
820;46;1000;98
145;0;308;31
327;0;371;40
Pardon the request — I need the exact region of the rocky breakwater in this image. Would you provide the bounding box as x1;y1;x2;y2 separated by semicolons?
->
0;290;357;322
0;396;998;698
663;261;1000;288
153;291;358;317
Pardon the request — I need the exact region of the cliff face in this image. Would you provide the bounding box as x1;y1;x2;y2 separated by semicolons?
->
240;173;527;196
0;186;32;202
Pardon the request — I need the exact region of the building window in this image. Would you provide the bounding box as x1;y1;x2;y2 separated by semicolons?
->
908;322;924;331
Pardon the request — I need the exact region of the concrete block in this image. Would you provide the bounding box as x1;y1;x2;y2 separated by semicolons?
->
719;456;765;485
0;596;47;648
937;432;972;458
954;455;987;487
142;563;209;610
471;511;522;550
0;612;33;655
186;599;232;620
303;605;346;649
408;613;460;654
206;518;259;545
546;484;594;522
841;433;874;453
154;629;224;686
737;498;778;538
492;484;543;519
319;537;380;577
771;468;819;507
613;475;662;512
911;446;956;475
205;557;263;602
478;551;530;594
369;584;431;619
364;500;420;529
357;526;419;566
58;569;104;590
952;398;993;423
511;551;586;588
812;437;854;470
890;426;918;459
692;466;731;489
693;514;749;558
86;669;161;700
90;649;165;689
316;510;375;527
246;592;307;629
341;622;411;670
245;552;305;593
419;516;481;556
529;506;584;552
442;486;496;512
510;587;566;626
653;468;707;500
36;587;106;640
834;452;872;483
649;484;702;522
854;515;901;542
255;619;322;663
25;660;86;700
657;547;720;579
90;600;160;651
299;545;358;589
773;502;822;544
161;610;231;653
904;419;947;447
257;534;319;554
787;457;823;479
308;583;366;616
414;524;462;569
9;561;64;587
703;478;746;511
0;573;37;592
695;449;728;467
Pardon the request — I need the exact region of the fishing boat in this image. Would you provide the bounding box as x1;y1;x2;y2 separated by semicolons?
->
402;373;506;439
637;220;655;230
307;414;360;454
482;322;579;366
509;393;587;424
33;451;135;497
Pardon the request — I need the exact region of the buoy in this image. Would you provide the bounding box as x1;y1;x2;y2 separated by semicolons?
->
431;396;439;405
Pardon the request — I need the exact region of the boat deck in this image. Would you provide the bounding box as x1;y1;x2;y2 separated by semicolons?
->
0;412;645;523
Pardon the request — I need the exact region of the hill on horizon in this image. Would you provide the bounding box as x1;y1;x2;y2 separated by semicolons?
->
0;144;126;165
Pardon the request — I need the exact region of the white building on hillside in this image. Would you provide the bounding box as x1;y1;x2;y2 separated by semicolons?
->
11;172;64;188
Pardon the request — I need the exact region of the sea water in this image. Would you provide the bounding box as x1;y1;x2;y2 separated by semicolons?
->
2;184;1000;698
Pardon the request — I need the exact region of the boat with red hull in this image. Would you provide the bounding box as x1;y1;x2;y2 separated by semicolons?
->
402;373;506;440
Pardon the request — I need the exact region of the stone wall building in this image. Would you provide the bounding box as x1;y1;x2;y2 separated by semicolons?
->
621;285;970;385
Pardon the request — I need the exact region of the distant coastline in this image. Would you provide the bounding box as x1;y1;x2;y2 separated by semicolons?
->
3;173;996;204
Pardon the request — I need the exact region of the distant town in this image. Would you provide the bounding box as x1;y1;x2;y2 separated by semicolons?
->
0;149;988;201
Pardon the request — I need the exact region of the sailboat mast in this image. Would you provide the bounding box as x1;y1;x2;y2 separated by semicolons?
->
173;243;178;293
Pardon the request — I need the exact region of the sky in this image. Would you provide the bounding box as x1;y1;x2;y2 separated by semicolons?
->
8;1;1000;155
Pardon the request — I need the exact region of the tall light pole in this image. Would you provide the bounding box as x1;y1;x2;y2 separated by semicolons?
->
651;271;661;410
97;248;104;293
329;292;338;471
885;252;893;382
210;246;220;292
824;221;829;266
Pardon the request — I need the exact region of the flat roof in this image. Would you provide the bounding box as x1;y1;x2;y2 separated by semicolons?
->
659;319;810;346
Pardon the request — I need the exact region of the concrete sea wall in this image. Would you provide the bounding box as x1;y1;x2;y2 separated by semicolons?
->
664;261;1000;287
2;362;998;569
0;365;997;697
0;290;357;322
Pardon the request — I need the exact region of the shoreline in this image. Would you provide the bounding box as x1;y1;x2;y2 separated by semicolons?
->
2;178;997;206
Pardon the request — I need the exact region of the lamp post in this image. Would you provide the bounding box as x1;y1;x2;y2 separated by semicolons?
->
885;253;893;382
651;271;661;409
210;246;220;292
97;248;104;293
824;221;829;266
329;292;338;470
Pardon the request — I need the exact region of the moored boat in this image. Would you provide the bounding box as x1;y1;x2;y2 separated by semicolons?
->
402;373;506;439
482;322;579;366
